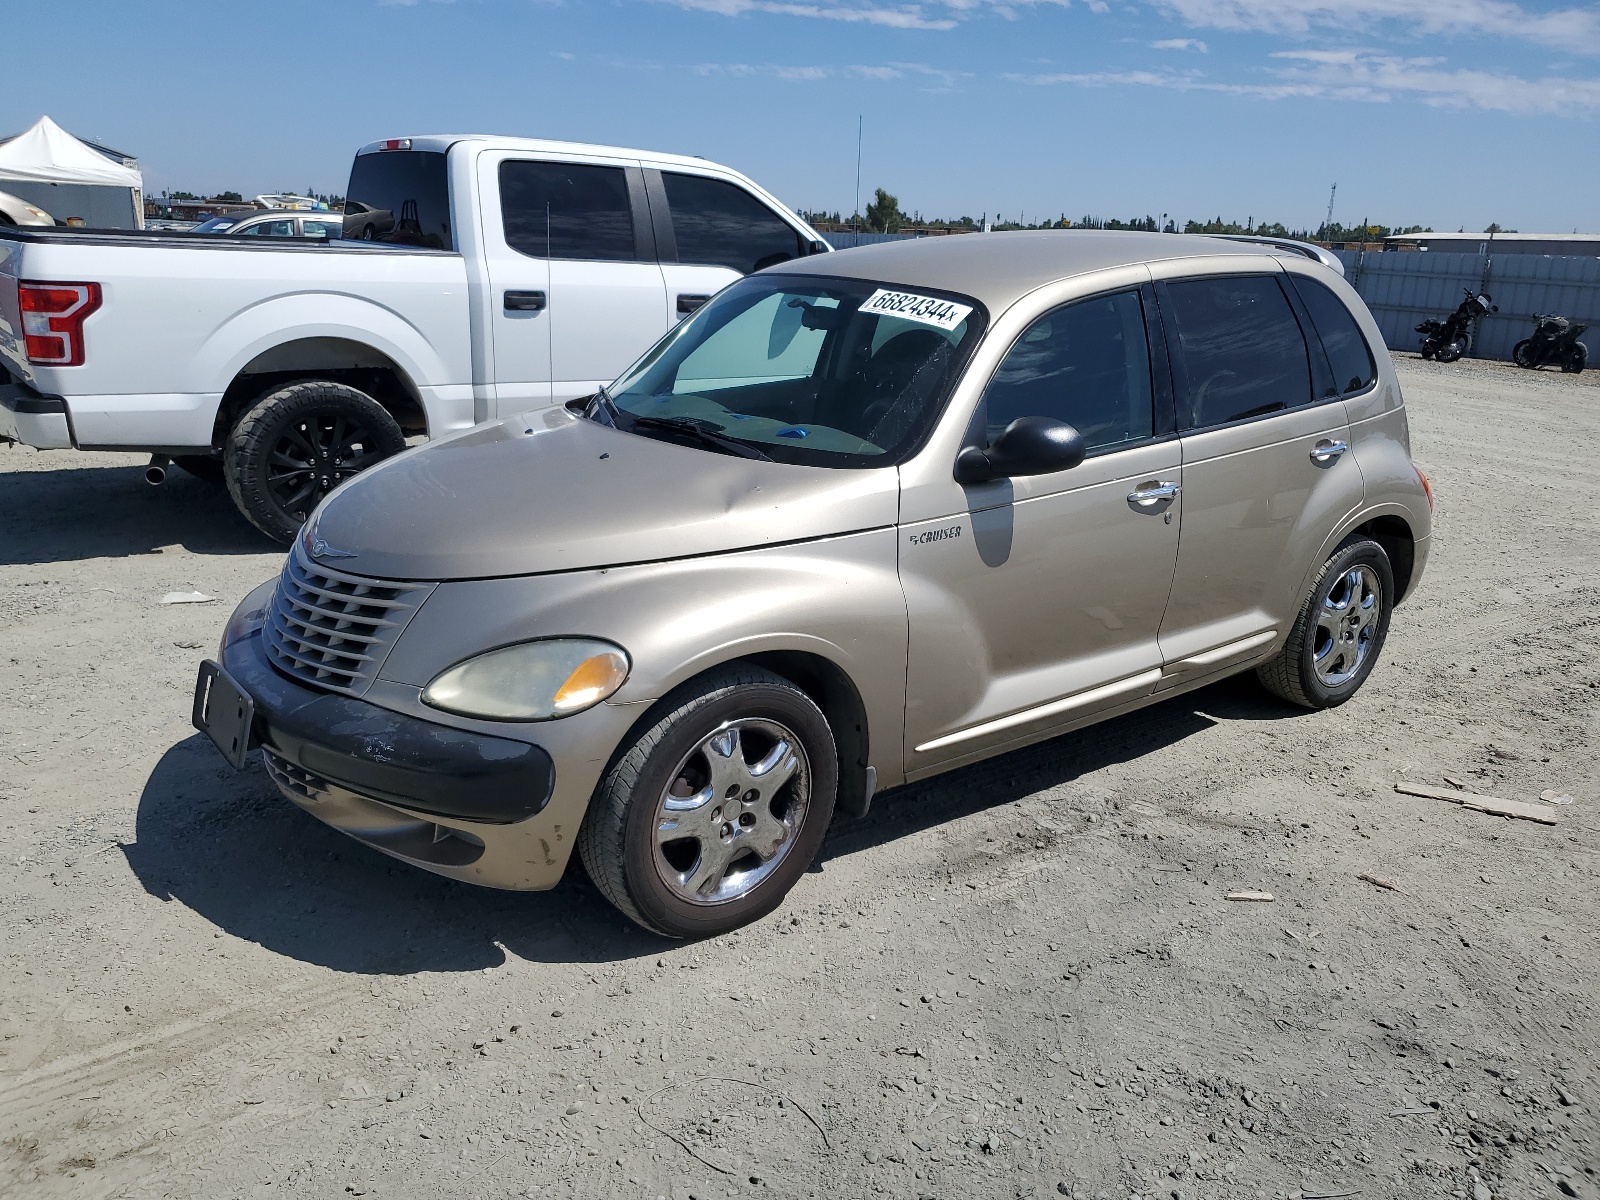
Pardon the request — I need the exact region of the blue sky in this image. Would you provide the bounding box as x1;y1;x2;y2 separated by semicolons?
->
9;0;1599;232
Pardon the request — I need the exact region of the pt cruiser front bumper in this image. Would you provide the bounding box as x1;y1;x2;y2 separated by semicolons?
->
197;628;609;889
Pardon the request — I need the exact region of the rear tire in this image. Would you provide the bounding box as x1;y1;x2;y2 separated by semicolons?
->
1564;343;1587;374
223;380;406;544
1257;537;1394;710
578;665;837;939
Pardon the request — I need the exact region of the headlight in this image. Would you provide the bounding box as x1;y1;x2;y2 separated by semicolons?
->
421;638;630;721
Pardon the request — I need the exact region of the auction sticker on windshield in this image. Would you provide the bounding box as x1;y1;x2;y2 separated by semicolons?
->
860;289;973;332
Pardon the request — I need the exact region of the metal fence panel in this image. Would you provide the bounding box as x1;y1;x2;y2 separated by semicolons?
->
1338;250;1600;362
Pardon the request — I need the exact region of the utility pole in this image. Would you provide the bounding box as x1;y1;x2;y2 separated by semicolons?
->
1324;182;1337;236
854;116;862;235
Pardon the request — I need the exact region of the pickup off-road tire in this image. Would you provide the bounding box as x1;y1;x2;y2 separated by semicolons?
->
172;455;225;485
1258;536;1394;710
578;665;837;939
223;381;405;543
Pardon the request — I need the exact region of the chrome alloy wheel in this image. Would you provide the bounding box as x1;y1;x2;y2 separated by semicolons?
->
653;718;811;905
1313;564;1383;687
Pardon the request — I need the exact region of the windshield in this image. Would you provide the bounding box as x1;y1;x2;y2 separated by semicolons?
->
603;274;985;468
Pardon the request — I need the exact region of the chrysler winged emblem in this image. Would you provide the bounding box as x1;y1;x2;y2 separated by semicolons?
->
309;537;358;561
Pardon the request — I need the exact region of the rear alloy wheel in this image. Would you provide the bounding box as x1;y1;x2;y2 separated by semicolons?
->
1257;536;1394;709
223;381;406;543
579;665;837;938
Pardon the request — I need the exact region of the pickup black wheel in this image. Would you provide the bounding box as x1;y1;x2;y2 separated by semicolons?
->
1257;536;1394;710
172;454;225;485
223;381;405;543
578;665;837;939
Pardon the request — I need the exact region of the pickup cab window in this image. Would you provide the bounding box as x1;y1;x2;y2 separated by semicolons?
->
343;149;452;249
500;161;636;262
662;173;802;275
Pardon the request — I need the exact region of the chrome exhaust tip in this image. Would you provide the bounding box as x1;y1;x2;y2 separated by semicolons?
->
145;454;170;486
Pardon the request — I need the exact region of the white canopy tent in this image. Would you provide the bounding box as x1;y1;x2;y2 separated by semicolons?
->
0;116;144;229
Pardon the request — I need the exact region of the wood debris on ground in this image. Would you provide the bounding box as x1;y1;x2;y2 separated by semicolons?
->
1225;889;1275;902
1356;873;1409;895
1393;781;1558;826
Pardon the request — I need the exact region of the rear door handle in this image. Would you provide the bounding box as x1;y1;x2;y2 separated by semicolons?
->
1127;480;1180;507
1310;438;1349;465
504;290;546;312
677;293;711;315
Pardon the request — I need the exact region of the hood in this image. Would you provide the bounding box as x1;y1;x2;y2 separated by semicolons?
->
306;407;902;581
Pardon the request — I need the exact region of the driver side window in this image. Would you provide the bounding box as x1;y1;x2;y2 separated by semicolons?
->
981;290;1154;453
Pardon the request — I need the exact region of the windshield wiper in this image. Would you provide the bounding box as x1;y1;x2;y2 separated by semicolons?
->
585;385;624;428
628;415;773;461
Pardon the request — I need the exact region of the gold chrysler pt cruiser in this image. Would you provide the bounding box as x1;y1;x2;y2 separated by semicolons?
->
198;231;1432;938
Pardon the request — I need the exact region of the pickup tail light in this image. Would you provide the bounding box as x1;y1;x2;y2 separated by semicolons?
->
19;281;102;366
378;138;412;151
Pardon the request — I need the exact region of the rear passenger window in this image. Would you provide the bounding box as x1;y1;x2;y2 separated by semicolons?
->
663;173;803;275
500;161;636;261
1290;276;1377;396
981;290;1153;452
1163;275;1311;429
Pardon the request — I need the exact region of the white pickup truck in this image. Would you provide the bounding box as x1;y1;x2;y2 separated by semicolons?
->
0;135;828;540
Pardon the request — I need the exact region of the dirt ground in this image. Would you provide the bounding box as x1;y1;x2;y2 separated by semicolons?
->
2;356;1597;1200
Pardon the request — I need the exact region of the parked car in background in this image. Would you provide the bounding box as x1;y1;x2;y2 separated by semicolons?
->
197;231;1432;938
0;189;55;228
1;135;828;540
191;210;346;239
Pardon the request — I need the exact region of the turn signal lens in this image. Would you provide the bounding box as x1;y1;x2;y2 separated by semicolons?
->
18;281;102;366
1415;465;1434;513
422;638;630;721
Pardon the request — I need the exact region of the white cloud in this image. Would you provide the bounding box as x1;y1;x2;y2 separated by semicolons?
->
1151;0;1600;51
692;60;970;85
1151;37;1207;51
1007;50;1600;112
663;0;1069;29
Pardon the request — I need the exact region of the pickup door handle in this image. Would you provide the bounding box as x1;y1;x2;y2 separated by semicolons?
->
504;290;547;312
677;293;711;315
1127;480;1180;507
1310;438;1349;465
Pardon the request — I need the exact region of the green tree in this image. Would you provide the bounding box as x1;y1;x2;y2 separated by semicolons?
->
865;187;903;233
210;191;243;203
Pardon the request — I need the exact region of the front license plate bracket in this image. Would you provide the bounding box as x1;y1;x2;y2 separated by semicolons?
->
192;659;256;770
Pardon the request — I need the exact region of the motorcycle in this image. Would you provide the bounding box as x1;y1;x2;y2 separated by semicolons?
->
1512;313;1588;374
1416;289;1496;363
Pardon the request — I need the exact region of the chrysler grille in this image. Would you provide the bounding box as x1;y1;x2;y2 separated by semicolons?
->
262;543;434;696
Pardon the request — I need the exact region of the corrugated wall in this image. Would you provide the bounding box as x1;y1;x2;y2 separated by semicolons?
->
1338;250;1600;362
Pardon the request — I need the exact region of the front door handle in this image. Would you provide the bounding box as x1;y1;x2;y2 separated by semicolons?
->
1127;480;1180;507
1310;438;1349;465
677;293;711;315
504;290;547;312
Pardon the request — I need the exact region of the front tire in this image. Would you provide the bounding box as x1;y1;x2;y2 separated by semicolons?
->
1435;339;1464;364
1512;339;1535;368
223;381;406;543
1257;537;1394;710
578;666;837;939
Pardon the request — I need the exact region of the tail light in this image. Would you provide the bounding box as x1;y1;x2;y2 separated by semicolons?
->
18;281;102;366
1415;465;1434;512
378;138;412;151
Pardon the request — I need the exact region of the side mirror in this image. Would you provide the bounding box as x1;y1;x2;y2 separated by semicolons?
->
953;416;1085;484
